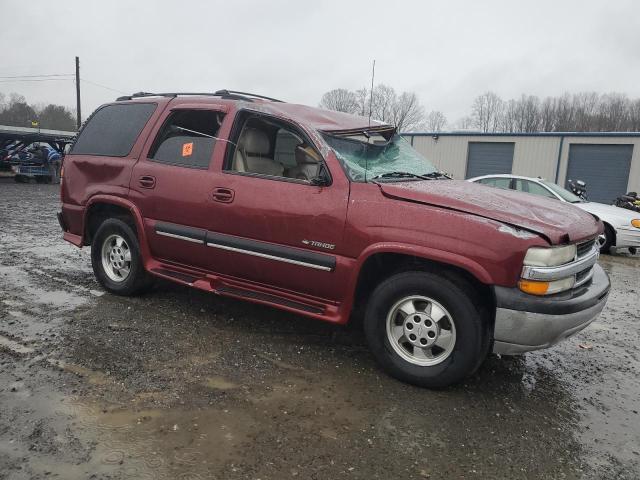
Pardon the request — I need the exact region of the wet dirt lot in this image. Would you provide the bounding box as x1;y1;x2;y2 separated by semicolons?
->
1;179;639;480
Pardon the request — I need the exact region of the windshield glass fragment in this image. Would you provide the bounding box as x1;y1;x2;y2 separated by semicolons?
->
322;130;440;183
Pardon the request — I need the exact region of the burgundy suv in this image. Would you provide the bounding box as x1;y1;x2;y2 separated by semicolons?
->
59;90;610;387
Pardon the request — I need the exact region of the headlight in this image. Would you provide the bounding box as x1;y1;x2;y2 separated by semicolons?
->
523;245;576;267
632;219;640;228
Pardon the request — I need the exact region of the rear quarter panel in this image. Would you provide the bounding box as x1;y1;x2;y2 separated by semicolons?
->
60;100;169;237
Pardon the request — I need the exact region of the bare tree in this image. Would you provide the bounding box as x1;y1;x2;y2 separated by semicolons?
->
318;88;640;133
369;84;396;124
573;92;599;131
554;94;575;131
319;89;359;114
539;97;556;132
628;99;640;131
453;116;474;130
390;92;425;132
423;110;448;132
319;84;426;131
514;95;540;132
355;88;368;116
597;93;629;131
464;91;640;133
471;91;503;132
500;99;518;133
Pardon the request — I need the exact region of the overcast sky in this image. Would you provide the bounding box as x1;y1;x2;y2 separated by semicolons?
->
2;0;640;123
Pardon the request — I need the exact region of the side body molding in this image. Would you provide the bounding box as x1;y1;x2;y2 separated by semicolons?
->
154;221;337;272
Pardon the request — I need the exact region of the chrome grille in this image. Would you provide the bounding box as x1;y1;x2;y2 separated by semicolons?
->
576;267;591;283
577;239;596;259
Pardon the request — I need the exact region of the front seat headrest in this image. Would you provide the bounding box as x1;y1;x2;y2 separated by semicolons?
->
241;128;270;155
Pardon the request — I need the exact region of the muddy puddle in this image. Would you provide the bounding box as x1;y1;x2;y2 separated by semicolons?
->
2;382;253;479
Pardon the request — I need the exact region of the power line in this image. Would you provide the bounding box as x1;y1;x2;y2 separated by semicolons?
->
0;76;126;94
0;73;74;79
80;78;127;95
0;78;74;83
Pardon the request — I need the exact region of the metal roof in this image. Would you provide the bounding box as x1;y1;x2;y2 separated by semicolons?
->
0;124;76;142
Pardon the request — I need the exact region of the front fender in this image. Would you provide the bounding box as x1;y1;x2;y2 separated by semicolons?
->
337;242;496;325
355;242;493;284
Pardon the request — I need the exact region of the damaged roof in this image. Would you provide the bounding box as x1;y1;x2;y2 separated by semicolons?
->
253;102;389;132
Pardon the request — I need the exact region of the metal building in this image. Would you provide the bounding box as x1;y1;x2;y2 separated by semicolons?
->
402;132;640;204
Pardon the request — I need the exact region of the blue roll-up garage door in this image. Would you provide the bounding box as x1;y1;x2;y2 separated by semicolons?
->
465;142;514;179
565;144;632;203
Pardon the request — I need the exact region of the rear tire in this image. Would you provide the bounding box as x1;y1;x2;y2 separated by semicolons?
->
91;218;151;295
599;224;615;254
363;271;487;388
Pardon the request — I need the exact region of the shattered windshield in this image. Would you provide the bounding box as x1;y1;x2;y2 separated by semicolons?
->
322;131;440;182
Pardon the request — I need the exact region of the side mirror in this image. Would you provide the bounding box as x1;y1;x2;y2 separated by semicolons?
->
310;163;331;186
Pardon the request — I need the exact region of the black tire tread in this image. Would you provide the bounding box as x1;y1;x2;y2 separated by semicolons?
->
91;218;151;296
363;270;488;388
600;223;615;254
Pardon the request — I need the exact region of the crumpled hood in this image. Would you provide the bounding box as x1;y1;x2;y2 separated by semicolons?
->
379;180;601;244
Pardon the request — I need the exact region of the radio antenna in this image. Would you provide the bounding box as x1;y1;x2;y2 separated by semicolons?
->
368;59;375;127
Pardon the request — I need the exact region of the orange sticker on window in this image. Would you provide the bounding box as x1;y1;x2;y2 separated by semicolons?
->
182;142;193;157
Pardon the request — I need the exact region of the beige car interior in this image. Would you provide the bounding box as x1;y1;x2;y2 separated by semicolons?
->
233;127;284;177
231;121;321;181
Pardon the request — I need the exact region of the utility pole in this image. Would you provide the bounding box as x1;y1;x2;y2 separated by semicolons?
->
75;56;82;130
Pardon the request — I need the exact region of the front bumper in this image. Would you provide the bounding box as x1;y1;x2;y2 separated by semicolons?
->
492;264;610;355
615;226;640;249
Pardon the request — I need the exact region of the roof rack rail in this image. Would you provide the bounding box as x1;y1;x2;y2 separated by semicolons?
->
213;90;284;103
115;90;284;103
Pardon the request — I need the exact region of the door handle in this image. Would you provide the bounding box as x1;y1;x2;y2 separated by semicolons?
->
211;187;234;203
139;175;156;189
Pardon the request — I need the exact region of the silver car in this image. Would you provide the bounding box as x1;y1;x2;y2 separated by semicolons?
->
468;174;640;254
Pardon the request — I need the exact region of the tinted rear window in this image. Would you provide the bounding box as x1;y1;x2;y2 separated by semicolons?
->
71;103;156;157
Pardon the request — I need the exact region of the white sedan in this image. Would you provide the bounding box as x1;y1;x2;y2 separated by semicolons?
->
467;174;640;254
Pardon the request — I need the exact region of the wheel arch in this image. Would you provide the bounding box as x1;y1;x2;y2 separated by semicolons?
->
83;195;151;262
603;221;617;246
347;245;496;333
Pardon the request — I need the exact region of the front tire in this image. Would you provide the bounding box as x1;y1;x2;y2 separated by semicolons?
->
364;271;487;388
599;224;615;254
91;218;150;295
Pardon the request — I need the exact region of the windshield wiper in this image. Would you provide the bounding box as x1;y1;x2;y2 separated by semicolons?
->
422;171;451;179
371;171;432;181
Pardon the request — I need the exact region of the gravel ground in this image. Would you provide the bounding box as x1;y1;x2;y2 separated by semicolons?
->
0;178;639;480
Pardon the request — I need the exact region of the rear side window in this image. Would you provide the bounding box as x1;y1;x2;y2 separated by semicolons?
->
479;177;511;190
71;103;156;156
515;179;557;199
148;110;223;169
